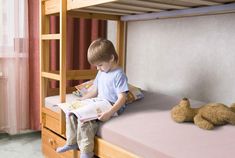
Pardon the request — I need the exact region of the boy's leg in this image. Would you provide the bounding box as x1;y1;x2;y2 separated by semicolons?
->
77;120;99;157
66;114;78;145
56;114;79;153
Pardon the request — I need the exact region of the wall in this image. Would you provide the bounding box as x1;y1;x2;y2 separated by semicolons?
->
123;13;235;104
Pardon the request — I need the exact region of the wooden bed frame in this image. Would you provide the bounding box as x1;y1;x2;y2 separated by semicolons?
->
39;0;235;157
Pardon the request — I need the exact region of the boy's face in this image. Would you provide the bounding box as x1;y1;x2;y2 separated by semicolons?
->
95;60;113;73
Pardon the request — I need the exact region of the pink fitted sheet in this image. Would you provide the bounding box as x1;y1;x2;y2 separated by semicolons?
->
97;92;235;158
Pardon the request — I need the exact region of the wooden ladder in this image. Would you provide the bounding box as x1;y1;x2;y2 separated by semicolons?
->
39;0;67;135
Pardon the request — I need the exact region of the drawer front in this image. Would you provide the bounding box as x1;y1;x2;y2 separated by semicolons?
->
42;107;66;135
44;114;60;134
42;128;76;158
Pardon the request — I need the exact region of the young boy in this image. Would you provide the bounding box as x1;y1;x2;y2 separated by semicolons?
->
56;38;129;158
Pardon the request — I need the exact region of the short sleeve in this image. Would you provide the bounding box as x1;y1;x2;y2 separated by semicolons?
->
115;71;129;94
93;71;100;88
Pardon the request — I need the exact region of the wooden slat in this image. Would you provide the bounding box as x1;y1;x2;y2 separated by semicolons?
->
48;69;97;80
118;0;188;10
88;6;144;14
67;69;97;80
213;0;235;2
67;0;118;10
68;11;120;20
102;2;163;12
179;0;220;5
42;72;60;80
74;8;129;15
41;34;60;40
121;2;235;21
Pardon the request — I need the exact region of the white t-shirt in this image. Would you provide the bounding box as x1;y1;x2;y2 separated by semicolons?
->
94;67;129;104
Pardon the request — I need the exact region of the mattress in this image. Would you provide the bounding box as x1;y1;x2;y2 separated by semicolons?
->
45;92;235;158
45;94;79;112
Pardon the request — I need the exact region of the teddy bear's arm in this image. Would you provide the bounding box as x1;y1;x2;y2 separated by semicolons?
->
194;114;214;130
222;110;235;125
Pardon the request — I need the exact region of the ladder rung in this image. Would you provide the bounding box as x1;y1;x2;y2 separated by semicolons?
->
41;34;60;40
67;70;97;80
41;72;60;80
41;0;51;2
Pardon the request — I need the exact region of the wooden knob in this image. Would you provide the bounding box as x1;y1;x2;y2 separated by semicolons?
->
48;138;54;146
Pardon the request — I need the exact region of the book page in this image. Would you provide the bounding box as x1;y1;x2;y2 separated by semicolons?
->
58;98;113;122
71;98;112;122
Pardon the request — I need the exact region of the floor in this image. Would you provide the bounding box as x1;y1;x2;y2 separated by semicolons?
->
0;131;44;158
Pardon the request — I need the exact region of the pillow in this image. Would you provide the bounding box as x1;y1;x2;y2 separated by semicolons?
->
126;84;144;104
73;80;144;104
73;80;94;97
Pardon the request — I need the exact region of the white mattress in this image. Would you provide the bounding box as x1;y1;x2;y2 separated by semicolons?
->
45;94;79;112
45;92;235;158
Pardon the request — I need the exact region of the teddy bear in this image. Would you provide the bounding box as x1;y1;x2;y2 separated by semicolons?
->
171;98;235;130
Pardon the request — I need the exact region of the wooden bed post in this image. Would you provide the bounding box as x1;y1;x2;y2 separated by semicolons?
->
39;0;50;124
59;0;67;135
116;20;126;69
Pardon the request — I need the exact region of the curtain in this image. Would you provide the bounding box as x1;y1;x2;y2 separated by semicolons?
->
0;0;29;134
28;1;107;130
28;0;40;130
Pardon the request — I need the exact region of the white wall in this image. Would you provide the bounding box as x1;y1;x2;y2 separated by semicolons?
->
123;13;235;104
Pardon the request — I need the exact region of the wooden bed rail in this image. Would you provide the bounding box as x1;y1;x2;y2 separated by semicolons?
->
41;69;97;81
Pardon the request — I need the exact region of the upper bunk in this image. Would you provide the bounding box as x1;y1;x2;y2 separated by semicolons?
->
44;0;235;21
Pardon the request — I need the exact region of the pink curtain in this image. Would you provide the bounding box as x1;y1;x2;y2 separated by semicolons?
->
0;0;29;134
28;0;40;130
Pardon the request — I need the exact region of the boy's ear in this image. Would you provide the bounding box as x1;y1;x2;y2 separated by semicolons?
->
110;55;115;62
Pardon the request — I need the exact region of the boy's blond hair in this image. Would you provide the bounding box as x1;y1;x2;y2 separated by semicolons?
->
87;38;118;64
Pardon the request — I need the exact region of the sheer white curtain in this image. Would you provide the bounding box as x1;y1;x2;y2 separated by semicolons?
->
0;0;29;134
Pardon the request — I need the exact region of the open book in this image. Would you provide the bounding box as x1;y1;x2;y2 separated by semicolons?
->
58;98;116;122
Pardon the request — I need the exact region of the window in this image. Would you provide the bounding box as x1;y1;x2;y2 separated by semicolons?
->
0;0;27;57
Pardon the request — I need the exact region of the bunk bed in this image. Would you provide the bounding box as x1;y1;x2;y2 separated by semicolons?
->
39;0;235;158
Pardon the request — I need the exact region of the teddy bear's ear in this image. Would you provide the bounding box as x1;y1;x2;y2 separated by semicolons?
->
179;98;190;108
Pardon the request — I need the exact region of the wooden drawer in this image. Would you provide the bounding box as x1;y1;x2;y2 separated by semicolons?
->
44;113;60;134
42;107;66;135
42;127;78;158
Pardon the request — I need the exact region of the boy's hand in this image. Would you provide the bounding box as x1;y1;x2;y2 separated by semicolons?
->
98;110;113;122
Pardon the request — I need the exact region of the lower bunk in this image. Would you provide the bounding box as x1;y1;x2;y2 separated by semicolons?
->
42;91;235;158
